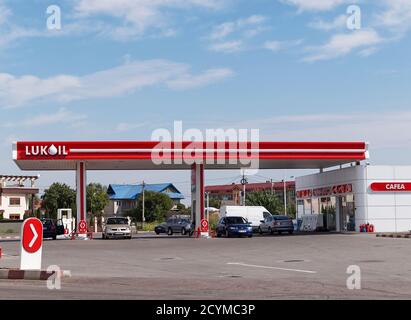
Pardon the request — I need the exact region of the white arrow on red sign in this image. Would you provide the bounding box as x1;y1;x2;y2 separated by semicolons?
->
29;223;38;248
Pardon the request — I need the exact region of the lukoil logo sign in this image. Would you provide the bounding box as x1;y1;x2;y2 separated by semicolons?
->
25;144;68;156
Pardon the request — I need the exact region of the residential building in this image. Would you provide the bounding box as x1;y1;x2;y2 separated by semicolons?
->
0;175;39;220
205;181;295;207
104;183;184;216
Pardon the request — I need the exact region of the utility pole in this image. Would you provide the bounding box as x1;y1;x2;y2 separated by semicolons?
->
241;172;248;206
283;179;287;216
270;178;274;194
142;180;146;229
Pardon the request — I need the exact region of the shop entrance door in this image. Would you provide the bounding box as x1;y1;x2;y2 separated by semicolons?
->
338;195;356;231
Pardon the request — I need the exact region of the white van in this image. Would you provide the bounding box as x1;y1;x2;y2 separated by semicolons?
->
219;206;272;231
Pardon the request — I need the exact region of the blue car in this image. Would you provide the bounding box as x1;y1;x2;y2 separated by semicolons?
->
216;216;253;238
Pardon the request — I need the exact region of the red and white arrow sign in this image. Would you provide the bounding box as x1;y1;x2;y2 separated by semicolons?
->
22;218;43;253
20;217;43;270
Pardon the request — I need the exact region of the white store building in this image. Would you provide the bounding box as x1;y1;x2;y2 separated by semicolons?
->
296;165;411;233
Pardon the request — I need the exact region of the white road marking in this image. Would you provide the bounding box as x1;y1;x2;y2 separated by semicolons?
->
29;223;38;248
227;262;317;274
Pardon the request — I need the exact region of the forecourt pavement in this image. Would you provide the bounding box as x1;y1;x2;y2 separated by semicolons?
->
0;233;410;299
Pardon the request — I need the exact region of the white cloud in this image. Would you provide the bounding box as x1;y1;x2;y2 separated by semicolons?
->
303;29;383;62
376;0;411;34
236;111;411;150
167;68;234;89
0;60;234;108
280;0;350;12
209;15;268;40
2;108;87;128
75;0;225;40
207;15;269;53
264;39;303;52
0;0;11;25
209;40;244;53
309;14;347;31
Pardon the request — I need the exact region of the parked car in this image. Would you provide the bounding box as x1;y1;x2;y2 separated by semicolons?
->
41;218;65;240
165;217;194;236
258;215;294;235
102;217;132;239
154;222;167;235
216;216;253;238
219;206;272;231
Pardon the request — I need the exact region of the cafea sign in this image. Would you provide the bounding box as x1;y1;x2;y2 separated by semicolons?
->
370;182;411;192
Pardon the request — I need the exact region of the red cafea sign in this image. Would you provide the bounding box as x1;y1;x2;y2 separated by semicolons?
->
370;183;411;192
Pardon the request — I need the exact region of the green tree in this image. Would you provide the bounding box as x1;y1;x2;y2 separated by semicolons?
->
87;183;109;223
208;198;222;209
245;190;284;216
129;191;174;223
41;183;76;218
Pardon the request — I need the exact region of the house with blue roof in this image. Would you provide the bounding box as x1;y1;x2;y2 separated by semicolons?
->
103;183;184;216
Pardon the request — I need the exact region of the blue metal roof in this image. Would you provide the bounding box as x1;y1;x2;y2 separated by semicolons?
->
107;183;184;200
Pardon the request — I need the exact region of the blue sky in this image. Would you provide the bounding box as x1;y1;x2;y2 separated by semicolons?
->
0;0;411;201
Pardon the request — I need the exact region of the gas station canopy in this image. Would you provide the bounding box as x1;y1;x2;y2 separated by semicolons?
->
13;141;369;171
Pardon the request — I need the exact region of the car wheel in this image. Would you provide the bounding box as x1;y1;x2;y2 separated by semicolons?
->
278;231;283;235
216;232;221;238
52;235;57;240
248;234;253;238
167;228;173;236
155;231;160;235
269;227;274;235
102;233;106;239
181;228;187;236
288;231;294;235
225;230;230;238
258;227;263;235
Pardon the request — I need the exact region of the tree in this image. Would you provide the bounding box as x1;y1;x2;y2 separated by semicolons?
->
41;183;76;218
245;190;284;216
208;198;221;209
87;183;109;218
175;203;191;215
129;191;174;223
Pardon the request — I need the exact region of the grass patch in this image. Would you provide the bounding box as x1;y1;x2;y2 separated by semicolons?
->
136;221;162;232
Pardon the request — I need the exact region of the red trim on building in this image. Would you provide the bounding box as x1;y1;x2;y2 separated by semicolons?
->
205;181;295;193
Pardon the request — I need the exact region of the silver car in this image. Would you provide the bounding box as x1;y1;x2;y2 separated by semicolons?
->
258;215;294;235
102;217;132;239
165;217;194;236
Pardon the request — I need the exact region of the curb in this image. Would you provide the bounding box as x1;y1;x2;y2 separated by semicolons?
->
0;236;20;240
0;269;68;280
376;233;411;239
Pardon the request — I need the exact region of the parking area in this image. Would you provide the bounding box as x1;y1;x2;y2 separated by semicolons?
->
1;233;411;299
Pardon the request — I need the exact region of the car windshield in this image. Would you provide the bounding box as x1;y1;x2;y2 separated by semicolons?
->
226;217;247;224
107;218;128;225
42;219;52;226
273;216;290;220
